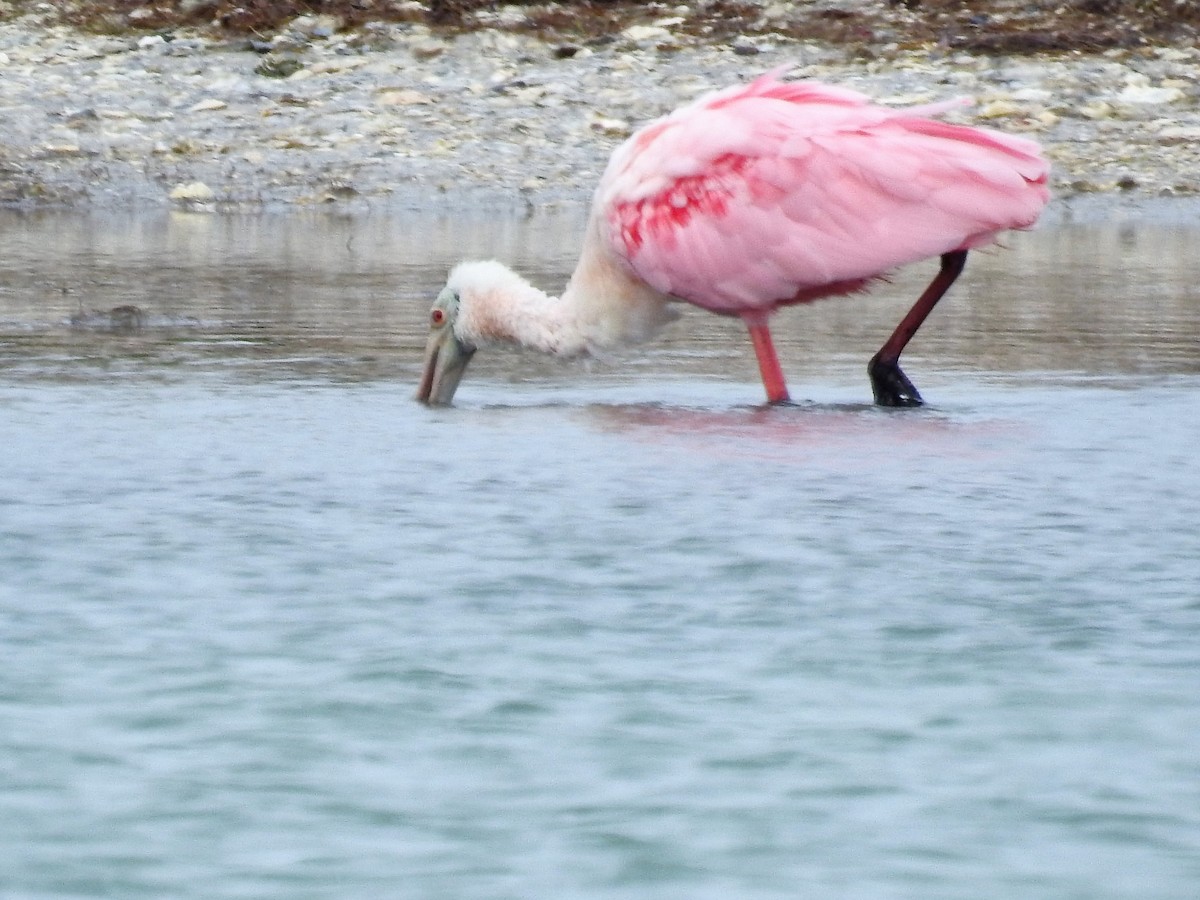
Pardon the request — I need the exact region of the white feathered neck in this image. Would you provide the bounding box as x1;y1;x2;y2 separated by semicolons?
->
447;215;678;358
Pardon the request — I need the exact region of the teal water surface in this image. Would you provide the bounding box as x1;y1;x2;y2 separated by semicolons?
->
1;209;1198;898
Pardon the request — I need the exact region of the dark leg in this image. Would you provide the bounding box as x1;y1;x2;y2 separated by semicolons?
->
869;250;968;407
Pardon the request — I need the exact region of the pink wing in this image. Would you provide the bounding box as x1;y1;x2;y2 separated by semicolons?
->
597;72;1050;316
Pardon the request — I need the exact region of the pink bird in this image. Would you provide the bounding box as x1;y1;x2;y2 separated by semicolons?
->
417;68;1050;407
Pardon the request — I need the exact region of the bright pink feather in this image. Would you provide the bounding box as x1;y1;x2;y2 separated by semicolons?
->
597;71;1050;317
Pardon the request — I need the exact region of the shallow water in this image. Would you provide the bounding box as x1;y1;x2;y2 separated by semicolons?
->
1;208;1198;899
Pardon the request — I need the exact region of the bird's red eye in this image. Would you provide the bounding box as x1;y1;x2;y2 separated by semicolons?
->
431;308;445;326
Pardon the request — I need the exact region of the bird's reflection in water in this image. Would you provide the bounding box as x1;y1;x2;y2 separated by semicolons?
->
584;400;1025;467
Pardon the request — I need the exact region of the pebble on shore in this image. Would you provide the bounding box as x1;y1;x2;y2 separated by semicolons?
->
1;6;1199;209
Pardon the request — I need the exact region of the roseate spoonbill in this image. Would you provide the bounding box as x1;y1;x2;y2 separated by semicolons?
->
417;68;1050;407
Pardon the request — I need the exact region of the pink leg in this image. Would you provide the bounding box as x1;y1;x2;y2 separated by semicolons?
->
746;319;791;404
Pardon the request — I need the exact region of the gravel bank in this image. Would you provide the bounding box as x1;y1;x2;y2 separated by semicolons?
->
2;9;1200;212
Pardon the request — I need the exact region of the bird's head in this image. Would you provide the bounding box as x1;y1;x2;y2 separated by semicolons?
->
415;283;476;406
416;261;565;405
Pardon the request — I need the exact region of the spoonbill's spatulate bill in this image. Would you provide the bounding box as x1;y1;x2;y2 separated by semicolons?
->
417;68;1050;407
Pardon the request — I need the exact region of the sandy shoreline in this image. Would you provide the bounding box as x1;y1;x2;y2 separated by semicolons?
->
2;10;1200;215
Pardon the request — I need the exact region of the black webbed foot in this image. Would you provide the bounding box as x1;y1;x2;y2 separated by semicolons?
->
868;354;924;407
